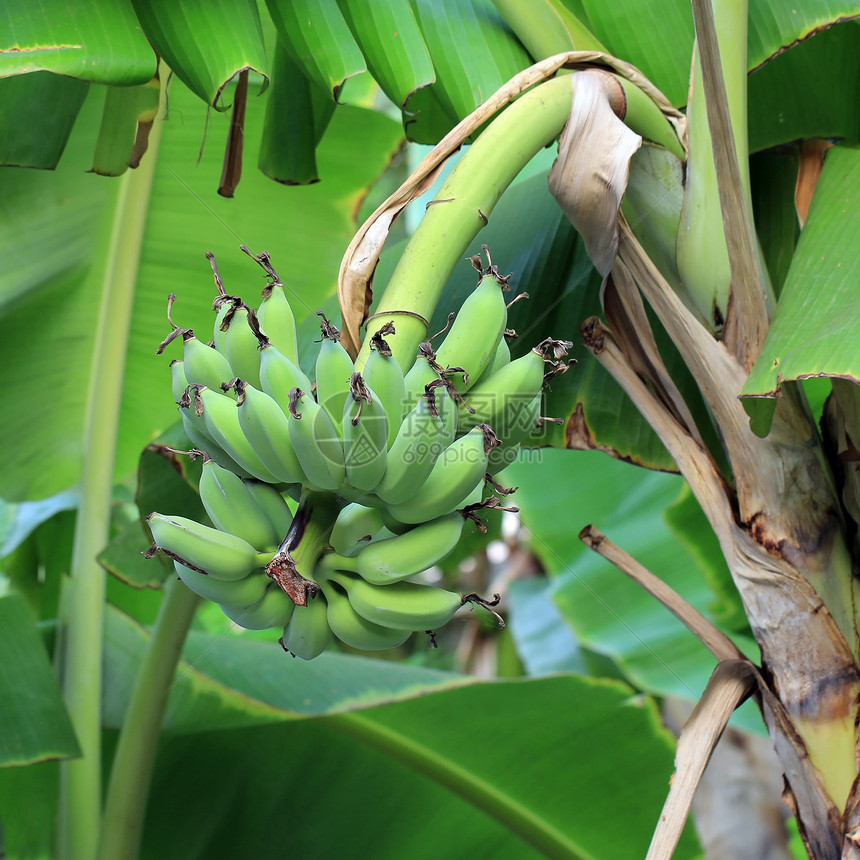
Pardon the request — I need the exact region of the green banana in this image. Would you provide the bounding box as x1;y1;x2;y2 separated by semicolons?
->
182;332;234;391
256;282;299;365
287;388;346;492
320;569;464;631
314;313;355;438
330;503;385;556
232;380;306;485
220;582;296;630
243;480;293;544
170;359;190;403
319;578;412;650
434;249;509;392
362;324;406;449
486;391;542;475
402;346;439;407
459;337;571;439
259;343;313;411
385;424;497;524
280;593;332;660
223;303;264;388
194;385;281;483
174;560;269;606
403;345;460;444
211;294;238;355
373;395;446;506
472;335;511;388
174;375;254;476
198;458;283;549
328;512;466;585
342;373;388;492
147;513;270;580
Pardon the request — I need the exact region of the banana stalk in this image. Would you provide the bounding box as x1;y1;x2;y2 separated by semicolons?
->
265;489;341;607
354;75;574;370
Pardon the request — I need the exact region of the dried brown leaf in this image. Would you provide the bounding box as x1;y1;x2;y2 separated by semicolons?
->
647;660;757;860
548;70;642;276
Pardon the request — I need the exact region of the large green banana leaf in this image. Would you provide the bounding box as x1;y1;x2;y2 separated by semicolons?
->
0;602;699;859
0;593;80;766
743;145;860;396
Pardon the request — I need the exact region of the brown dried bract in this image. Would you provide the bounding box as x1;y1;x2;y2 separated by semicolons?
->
461;592;505;628
287;387;304;419
477;423;502;453
370;321;396;356
240;244;282;291
266;552;319;606
156;293;192;354
347;372;372;425
316;311;341;342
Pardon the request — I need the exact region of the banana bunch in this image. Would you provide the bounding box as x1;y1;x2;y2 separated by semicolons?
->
146;246;571;658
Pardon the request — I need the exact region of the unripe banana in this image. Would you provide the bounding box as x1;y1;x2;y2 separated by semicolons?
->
170;359;190;403
321;569;464;631
243;480;293;544
402;348;438;408
472;336;511;388
212;294;238;355
342;373;388;492
223;303;263;388
320;578;412;650
280;593;332;660
373;395;446;506
458;347;545;437
330;503;385;556
323;512;465;585
362;326;406;450
384;424;497;524
486;391;542;475
220;582;296;630
256;282;299;365
287;388;346;492
259;343;313;411
350;513;465;584
198;459;282;549
147;513;269;580
183;332;234;391
232;380;306;484
402;348;458;445
174;377;254;477
174;560;269;606
194;385;281;483
459;338;571;443
434;251;509;392
314;314;355;438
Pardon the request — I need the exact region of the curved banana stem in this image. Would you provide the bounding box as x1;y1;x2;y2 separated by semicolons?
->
97;580;201;860
355;75;574;370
